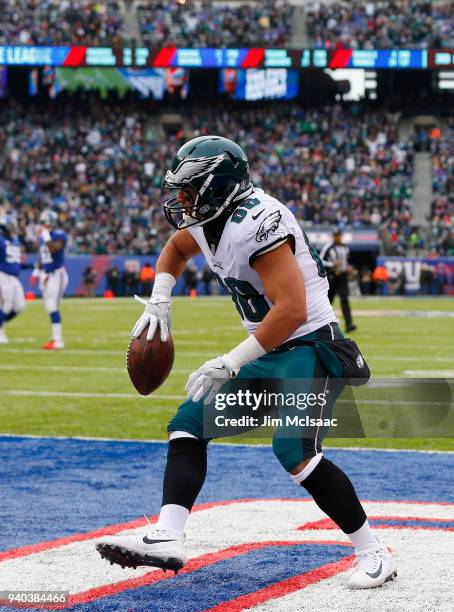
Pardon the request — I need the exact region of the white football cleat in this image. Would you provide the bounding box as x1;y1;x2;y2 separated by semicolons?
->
96;526;187;573
0;329;9;344
347;544;397;589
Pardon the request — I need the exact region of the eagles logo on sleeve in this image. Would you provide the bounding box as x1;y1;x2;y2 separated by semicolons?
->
255;210;282;242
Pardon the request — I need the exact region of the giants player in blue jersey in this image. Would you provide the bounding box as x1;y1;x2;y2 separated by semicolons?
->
34;210;68;350
0;215;25;344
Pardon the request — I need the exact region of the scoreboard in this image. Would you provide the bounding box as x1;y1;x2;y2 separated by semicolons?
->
0;46;451;69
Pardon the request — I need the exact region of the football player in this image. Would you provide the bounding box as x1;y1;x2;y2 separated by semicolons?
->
0;215;25;344
34;210;68;350
97;136;396;589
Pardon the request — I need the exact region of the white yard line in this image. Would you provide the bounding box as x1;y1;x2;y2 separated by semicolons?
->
0;390;185;400
370;356;454;362
0;348;212;356
2;348;453;362
404;370;454;377
0;364;191;374
1;390;448;407
0;433;452;453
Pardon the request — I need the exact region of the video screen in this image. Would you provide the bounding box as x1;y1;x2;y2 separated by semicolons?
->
219;68;298;100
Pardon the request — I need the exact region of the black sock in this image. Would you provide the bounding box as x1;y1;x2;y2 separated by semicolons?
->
162;438;207;511
301;457;367;534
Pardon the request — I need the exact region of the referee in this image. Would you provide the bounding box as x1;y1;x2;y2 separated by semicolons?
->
319;229;357;332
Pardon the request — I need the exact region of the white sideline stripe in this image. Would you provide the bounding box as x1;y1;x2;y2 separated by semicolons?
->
404;370;454;377
338;399;448;406
0;365;191;374
371;356;454;362
349;309;454;318
1;389;448;407
0;348;212;356
0;433;452;453
1;390;186;400
2;348;454;362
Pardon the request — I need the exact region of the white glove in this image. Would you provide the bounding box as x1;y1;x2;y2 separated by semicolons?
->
185;355;237;405
132;295;172;342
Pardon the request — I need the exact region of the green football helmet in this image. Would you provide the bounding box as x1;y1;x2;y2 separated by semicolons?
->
163;135;253;229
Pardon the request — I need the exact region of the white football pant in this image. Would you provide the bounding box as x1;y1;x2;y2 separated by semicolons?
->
41;268;68;313
0;271;26;315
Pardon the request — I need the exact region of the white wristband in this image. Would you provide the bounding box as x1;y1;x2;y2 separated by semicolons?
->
41;228;52;243
151;272;176;299
223;335;266;374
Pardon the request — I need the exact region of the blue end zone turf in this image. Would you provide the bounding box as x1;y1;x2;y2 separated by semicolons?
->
1;436;453;551
71;544;350;612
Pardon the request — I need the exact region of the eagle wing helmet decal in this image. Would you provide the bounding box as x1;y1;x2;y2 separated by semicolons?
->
256;210;282;242
165;154;226;187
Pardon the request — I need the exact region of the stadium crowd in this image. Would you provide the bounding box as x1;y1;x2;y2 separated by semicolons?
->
0;0;124;46
191;103;415;257
429;123;454;255
138;0;293;47
0;99;418;256
307;0;454;49
1;0;453;51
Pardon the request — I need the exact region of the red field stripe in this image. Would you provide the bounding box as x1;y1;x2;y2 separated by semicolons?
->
299;514;454;532
0;516;149;562
298;518;334;530
68;540;351;608
205;554;354;612
2;497;453;563
362;498;454;507
2;540;351;609
0;499;266;562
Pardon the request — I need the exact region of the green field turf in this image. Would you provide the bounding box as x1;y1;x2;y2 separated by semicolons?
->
1;296;453;451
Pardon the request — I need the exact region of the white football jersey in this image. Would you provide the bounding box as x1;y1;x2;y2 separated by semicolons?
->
189;189;336;340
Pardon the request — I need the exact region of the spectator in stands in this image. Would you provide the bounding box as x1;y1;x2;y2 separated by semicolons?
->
0;0;124;46
429;123;454;255
139;262;155;296
0;99;419;258
138;0;293;48
306;0;452;49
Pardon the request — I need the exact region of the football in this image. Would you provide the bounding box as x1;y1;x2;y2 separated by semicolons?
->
126;325;174;395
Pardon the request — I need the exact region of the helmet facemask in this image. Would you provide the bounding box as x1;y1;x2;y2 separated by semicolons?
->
163;173;248;230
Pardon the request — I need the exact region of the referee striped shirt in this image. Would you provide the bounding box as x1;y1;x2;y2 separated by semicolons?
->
319;242;350;273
